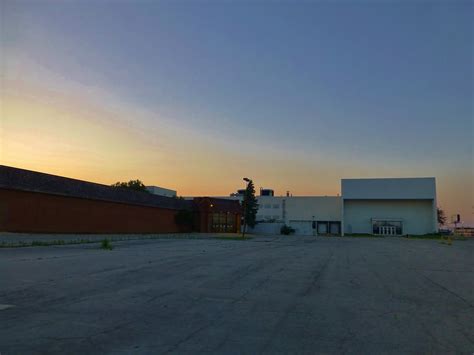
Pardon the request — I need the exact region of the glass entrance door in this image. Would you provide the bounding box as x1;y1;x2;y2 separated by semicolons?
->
372;220;402;236
379;226;396;235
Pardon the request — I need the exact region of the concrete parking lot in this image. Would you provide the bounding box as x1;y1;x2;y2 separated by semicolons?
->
1;235;473;354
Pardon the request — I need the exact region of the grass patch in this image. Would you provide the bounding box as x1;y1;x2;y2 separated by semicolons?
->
31;240;65;246
405;234;468;242
100;238;113;250
404;233;468;240
0;233;255;248
1;232;466;249
405;234;443;240
439;237;452;246
452;236;469;241
343;234;384;238
0;238;98;248
215;236;254;241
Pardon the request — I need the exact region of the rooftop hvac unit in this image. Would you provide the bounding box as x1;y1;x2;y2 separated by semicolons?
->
260;188;274;196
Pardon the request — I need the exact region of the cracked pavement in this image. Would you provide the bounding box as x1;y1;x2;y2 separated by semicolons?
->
1;235;473;354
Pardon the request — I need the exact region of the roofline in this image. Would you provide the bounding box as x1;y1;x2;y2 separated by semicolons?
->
0;186;184;211
341;177;435;180
1;165;113;188
0;165;191;211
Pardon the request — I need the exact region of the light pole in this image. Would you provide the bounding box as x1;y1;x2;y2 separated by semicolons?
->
242;177;251;238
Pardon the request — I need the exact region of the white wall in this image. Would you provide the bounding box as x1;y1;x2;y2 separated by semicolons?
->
257;196;284;221
256;196;342;224
146;186;177;198
342;178;436;200
343;199;436;235
285;197;342;223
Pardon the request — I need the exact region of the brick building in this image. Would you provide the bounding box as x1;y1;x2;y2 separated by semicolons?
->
0;166;241;234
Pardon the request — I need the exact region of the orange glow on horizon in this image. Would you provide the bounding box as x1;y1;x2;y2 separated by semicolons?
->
1;82;472;225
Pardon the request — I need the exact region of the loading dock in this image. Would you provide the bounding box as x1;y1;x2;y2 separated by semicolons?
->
289;220;341;236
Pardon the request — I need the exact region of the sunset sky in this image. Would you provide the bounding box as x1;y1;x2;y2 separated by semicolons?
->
1;1;473;225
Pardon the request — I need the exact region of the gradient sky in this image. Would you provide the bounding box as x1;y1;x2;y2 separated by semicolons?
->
1;0;473;225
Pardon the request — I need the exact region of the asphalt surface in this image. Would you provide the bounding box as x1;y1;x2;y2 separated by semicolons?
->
0;232;223;245
1;235;473;354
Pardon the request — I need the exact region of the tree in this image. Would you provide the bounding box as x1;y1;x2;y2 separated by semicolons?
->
111;179;149;193
437;207;447;226
242;179;258;238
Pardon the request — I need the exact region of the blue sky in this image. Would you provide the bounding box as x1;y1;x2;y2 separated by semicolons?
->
2;0;473;222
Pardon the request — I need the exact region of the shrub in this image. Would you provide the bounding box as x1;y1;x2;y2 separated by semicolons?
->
101;238;113;250
280;225;295;235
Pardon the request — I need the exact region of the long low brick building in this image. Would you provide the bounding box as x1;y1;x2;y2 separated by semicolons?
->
0;166;241;234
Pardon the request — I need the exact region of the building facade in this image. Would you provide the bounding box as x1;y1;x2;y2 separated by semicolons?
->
342;178;437;236
1;165;436;236
146;186;177;198
0;166;241;234
193;197;242;233
254;196;342;235
223;177;438;236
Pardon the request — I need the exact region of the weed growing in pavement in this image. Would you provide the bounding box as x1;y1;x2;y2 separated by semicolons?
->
440;236;453;246
101;238;113;250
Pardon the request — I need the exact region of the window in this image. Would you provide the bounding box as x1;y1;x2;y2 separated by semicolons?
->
264;204;271;209
273;204;279;209
226;213;235;232
210;212;237;233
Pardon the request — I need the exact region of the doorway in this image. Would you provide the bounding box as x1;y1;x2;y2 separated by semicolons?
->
372;220;402;236
317;221;341;236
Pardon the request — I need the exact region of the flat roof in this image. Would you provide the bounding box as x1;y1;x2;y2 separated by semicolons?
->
0;165;192;210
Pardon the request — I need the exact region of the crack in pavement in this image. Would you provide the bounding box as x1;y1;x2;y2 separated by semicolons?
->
259;249;335;354
421;274;473;308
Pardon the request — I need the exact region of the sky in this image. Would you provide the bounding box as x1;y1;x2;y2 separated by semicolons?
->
1;0;473;225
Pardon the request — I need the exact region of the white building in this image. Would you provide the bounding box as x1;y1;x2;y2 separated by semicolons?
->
255;196;343;236
342;178;437;236
222;177;437;236
146;185;177;198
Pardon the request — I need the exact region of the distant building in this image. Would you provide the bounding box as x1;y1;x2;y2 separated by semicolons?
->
0;166;241;234
193;197;242;233
259;188;274;196
230;189;246;197
218;177;438;236
342;178;437;236
146;185;177;198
